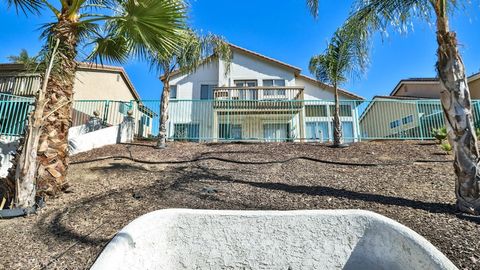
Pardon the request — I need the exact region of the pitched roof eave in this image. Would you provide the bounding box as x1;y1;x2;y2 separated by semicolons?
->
296;74;365;100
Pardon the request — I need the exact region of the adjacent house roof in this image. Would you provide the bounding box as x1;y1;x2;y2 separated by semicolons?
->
0;62;142;101
389;78;440;96
389;72;480;96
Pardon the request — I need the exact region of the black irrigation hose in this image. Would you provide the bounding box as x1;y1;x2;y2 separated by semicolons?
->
71;155;454;167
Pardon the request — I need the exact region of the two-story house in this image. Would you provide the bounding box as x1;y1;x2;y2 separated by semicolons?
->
165;44;364;142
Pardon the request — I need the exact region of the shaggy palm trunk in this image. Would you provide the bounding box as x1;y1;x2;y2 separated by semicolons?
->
36;17;78;196
435;3;480;214
157;77;170;148
333;83;342;146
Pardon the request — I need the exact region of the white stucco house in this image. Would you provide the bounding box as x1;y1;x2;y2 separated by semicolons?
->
165;44;364;142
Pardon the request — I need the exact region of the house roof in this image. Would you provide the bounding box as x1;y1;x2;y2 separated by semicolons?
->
469;71;480;82
389;72;480;96
164;43;362;100
296;74;365;100
0;62;142;101
228;43;302;74
389;78;440;96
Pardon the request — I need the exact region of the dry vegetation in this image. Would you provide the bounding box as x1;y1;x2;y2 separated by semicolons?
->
0;140;479;269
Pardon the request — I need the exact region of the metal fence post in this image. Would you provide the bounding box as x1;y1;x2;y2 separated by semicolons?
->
416;100;424;140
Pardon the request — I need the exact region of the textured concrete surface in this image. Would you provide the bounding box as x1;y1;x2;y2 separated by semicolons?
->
91;209;457;270
69;126;119;155
0;137;19;177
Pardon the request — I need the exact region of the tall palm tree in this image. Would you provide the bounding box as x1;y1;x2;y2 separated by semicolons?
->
306;0;480;214
7;49;36;67
3;0;186;207
309;29;367;147
155;30;231;149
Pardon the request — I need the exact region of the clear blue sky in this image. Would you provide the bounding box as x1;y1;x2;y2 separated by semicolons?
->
1;0;479;100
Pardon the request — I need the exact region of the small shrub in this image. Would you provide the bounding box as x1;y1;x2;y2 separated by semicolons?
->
476;128;480;139
440;142;452;155
432;127;447;144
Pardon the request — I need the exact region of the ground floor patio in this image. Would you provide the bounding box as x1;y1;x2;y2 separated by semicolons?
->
0;141;478;269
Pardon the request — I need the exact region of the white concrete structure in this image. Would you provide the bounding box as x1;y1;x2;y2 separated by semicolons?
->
166;44;364;142
91;209;457;270
0;137;19;178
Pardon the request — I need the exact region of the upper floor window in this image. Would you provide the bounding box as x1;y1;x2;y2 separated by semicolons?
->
201;85;216;99
263;79;286;96
169;85;177;99
234;80;257;87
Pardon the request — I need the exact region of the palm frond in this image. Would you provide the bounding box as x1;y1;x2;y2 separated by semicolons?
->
5;0;43;15
85;35;129;64
107;0;187;61
306;0;319;18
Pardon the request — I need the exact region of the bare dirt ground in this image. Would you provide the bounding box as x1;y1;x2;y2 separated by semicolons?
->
0;140;479;270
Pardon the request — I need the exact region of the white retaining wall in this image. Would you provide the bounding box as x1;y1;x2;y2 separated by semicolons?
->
91;209;457;270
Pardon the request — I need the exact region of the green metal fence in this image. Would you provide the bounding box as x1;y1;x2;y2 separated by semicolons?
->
3;97;480;143
0;93;34;139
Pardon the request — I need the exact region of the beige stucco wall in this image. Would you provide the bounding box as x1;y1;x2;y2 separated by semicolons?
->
394;82;441;98
73;69;136;101
469;78;480;99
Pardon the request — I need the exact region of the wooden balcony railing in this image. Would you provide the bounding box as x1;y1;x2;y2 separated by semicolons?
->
0;74;41;97
213;86;304;110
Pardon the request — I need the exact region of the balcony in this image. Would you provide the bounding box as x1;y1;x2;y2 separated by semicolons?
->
213;86;304;111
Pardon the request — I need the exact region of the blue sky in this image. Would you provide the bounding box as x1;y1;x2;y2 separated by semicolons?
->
1;0;479;100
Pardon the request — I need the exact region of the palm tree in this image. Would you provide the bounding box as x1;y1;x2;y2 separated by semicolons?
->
3;0;187;208
306;0;480;214
7;49;36;67
309;29;367;147
155;30;231;149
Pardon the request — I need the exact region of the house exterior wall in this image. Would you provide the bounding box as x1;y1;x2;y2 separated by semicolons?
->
394;82;442;98
360;100;419;139
469;79;480;99
218;50;296;87
73;69;135;101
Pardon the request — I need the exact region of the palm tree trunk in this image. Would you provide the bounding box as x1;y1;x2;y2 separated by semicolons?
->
333;82;342;147
157;77;170;149
435;2;480;214
36;18;78;196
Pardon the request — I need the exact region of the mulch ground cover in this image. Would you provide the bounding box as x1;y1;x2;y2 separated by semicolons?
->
0;140;479;269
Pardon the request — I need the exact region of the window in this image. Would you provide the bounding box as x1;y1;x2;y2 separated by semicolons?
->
306;122;330;141
390;120;401;129
119;102;129;115
219;124;242;140
329;104;353;117
173;123;200;142
305;105;328;117
200;85;215;100
263;79;286;96
141;115;150;127
402;115;413;125
233;80;257;100
169;85;177;99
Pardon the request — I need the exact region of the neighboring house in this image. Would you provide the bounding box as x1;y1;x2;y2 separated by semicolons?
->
360;73;480;139
0;63;155;138
165;44;364;142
